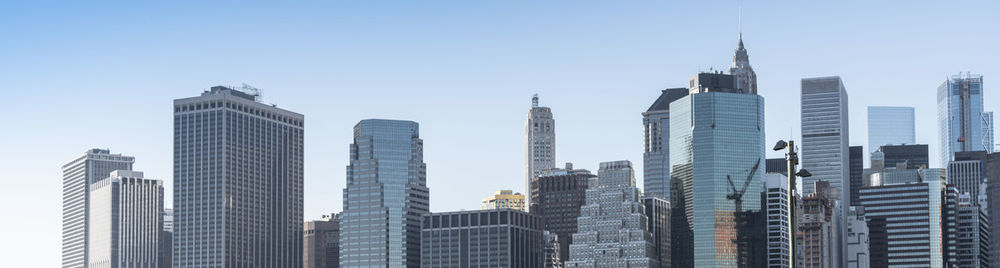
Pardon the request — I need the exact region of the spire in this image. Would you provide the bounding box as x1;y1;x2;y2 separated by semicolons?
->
532;94;539;108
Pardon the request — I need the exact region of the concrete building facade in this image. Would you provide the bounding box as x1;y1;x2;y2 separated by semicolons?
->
87;170;163;268
173;86;304;268
62;149;135;268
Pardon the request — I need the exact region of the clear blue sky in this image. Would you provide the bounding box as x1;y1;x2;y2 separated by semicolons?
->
1;1;997;266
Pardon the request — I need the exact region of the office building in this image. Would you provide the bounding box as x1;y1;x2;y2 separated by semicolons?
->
481;190;526;211
543;232;562;268
849;146;863;206
643;87;689;198
801;76;850;200
341;119;428;267
859;169;945;268
62;149;135;268
939;73;993;166
566;161;657;268
161;209;172;268
87;170;164;268
871;144;928;170
944;187;990;267
766;158;788;175
420;209;544;267
799;183;838;268
844;207;869;268
950;152;987;202
173;86;304;267
866;106;915;154
729;33;758;94
671;70;766;267
642;196;670;268
526;94;556;208
530;163;595;265
764;173;791;268
304;214;339;268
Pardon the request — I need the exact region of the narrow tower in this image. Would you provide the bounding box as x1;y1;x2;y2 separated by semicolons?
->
526;94;556;210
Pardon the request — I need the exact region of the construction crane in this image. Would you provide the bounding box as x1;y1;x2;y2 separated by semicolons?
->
726;158;760;211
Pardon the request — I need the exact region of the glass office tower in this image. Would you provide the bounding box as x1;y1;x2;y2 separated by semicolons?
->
340;119;429;267
643;88;689;199
867;106;915;154
173;86;304;268
939;73;993;166
670;73;766;267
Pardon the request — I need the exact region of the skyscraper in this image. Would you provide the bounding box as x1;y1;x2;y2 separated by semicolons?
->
729;33;758;94
801;76;850;199
866;106;915;154
643;88;689;198
526;94;556;208
939;73;993;166
420;209;544;267
642;196;670;268
531;163;595;266
161;209;172;268
948;156;986;202
87;170;163;268
844;207;869;268
764;173;791;268
304;214;339;268
872;144;929;170
944;187;990;267
671;72;766;267
62;149;135;268
849;146;863;206
173;86;304;268
341;119;428;267
566;161;657;268
859;169;946;268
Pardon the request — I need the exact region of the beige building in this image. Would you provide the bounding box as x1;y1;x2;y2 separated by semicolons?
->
481;190;527;211
304;214;339;268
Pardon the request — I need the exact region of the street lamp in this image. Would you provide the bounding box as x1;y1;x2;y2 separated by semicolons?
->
773;140;810;268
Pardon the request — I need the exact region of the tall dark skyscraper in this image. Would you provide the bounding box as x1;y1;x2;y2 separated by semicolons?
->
872;144;929;170
62;149;135;268
530;163;595;266
173;86;304;268
341;119;428;267
849;146;863;206
643;88;689;199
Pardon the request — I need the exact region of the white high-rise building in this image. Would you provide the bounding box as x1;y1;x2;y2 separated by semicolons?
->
526;94;556;209
87;170;164;268
61;149;135;268
566;161;657;268
765;173;791;268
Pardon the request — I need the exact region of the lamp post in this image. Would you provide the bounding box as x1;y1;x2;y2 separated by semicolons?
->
774;140;811;268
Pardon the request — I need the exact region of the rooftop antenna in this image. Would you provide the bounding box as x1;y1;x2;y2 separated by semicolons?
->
532;94;539;107
739;1;743;41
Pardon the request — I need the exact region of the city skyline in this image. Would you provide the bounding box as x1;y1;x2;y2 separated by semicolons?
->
2;2;999;267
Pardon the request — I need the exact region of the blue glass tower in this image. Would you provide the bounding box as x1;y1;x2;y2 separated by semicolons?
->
340;119;429;267
867;106;915;154
670;72;766;267
939;73;993;167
